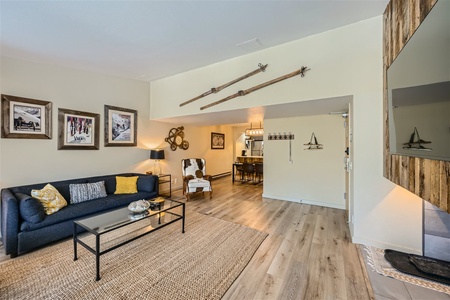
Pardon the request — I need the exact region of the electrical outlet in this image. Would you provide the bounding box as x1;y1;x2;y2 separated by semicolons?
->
173;178;178;184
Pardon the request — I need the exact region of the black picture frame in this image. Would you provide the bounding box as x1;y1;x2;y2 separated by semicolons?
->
211;132;225;149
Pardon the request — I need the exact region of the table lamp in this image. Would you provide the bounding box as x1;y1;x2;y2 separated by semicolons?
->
150;149;165;175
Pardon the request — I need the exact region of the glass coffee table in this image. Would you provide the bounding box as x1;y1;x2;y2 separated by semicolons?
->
73;198;185;281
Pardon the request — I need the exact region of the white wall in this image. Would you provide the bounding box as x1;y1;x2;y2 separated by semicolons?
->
233;125;247;160
263;114;345;209
149;17;424;253
0;57;233;190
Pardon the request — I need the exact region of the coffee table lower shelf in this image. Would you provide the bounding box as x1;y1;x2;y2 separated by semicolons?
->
73;199;185;281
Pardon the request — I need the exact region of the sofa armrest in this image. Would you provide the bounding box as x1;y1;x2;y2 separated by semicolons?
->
1;188;20;257
154;175;159;196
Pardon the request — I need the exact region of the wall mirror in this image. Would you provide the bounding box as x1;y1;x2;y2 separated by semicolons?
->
387;0;450;161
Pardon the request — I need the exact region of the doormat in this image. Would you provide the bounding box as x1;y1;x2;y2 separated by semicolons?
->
363;246;450;295
384;249;450;286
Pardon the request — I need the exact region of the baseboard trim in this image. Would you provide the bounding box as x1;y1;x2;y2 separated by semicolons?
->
212;172;231;179
262;193;345;210
352;235;422;255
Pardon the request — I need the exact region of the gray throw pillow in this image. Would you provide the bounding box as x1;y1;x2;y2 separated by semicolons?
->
70;181;107;204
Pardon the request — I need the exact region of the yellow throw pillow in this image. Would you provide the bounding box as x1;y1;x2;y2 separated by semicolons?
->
31;184;67;215
115;176;138;194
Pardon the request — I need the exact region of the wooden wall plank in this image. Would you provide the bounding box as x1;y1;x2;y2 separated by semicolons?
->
441;161;450;212
400;156;409;188
391;155;399;185
408;157;415;192
430;160;440;207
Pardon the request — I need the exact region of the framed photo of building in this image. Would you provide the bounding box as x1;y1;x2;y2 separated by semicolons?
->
58;108;99;150
211;132;225;149
104;105;137;147
1;94;52;139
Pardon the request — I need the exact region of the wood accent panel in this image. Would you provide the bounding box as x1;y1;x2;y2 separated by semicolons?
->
384;0;437;67
383;0;449;214
389;155;450;213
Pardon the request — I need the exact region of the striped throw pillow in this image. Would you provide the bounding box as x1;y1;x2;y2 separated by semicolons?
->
69;181;107;204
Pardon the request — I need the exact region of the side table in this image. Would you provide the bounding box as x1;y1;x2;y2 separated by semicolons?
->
157;174;171;198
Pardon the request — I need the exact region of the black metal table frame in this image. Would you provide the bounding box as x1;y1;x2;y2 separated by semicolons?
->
73;199;185;281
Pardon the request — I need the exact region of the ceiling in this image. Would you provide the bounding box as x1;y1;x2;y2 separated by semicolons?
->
1;0;388;125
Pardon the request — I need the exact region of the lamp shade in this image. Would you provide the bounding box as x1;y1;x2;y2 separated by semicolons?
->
150;149;165;160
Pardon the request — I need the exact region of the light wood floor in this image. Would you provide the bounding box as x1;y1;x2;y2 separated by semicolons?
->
0;176;374;299
182;177;374;300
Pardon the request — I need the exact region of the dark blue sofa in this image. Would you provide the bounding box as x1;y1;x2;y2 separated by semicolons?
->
1;173;159;257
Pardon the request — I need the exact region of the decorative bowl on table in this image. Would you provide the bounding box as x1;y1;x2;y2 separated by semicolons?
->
149;197;166;210
128;200;150;213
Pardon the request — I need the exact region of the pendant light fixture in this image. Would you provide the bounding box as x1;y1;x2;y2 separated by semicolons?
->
245;122;264;136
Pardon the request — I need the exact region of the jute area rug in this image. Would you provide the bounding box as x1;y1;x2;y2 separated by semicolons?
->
363;246;450;295
0;212;267;300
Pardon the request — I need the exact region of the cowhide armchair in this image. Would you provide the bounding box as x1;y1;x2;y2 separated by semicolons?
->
181;158;212;201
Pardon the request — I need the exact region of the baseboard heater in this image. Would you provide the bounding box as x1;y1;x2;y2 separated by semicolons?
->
212;172;231;179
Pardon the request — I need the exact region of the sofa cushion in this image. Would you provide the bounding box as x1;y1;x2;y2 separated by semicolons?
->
31;184;67;215
52;180;88;201
137;176;156;192
103;176;116;194
16;193;46;224
69;181;107;204
20;191;157;231
10;179;88;201
115;176;138;194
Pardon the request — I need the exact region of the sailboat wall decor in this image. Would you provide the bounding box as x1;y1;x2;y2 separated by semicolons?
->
304;132;323;150
402;127;432;151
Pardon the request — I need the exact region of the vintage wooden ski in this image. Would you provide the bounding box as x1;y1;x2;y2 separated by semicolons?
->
200;66;309;110
179;63;268;107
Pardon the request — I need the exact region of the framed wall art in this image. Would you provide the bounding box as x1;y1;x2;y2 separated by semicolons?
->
104;105;137;147
1;94;52;139
58;108;99;150
211;132;225;150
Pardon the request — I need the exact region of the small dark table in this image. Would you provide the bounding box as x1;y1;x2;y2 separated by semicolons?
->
73;198;185;281
157;174;172;198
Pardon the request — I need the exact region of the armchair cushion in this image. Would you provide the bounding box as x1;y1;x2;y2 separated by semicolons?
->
182;158;207;178
187;179;212;192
